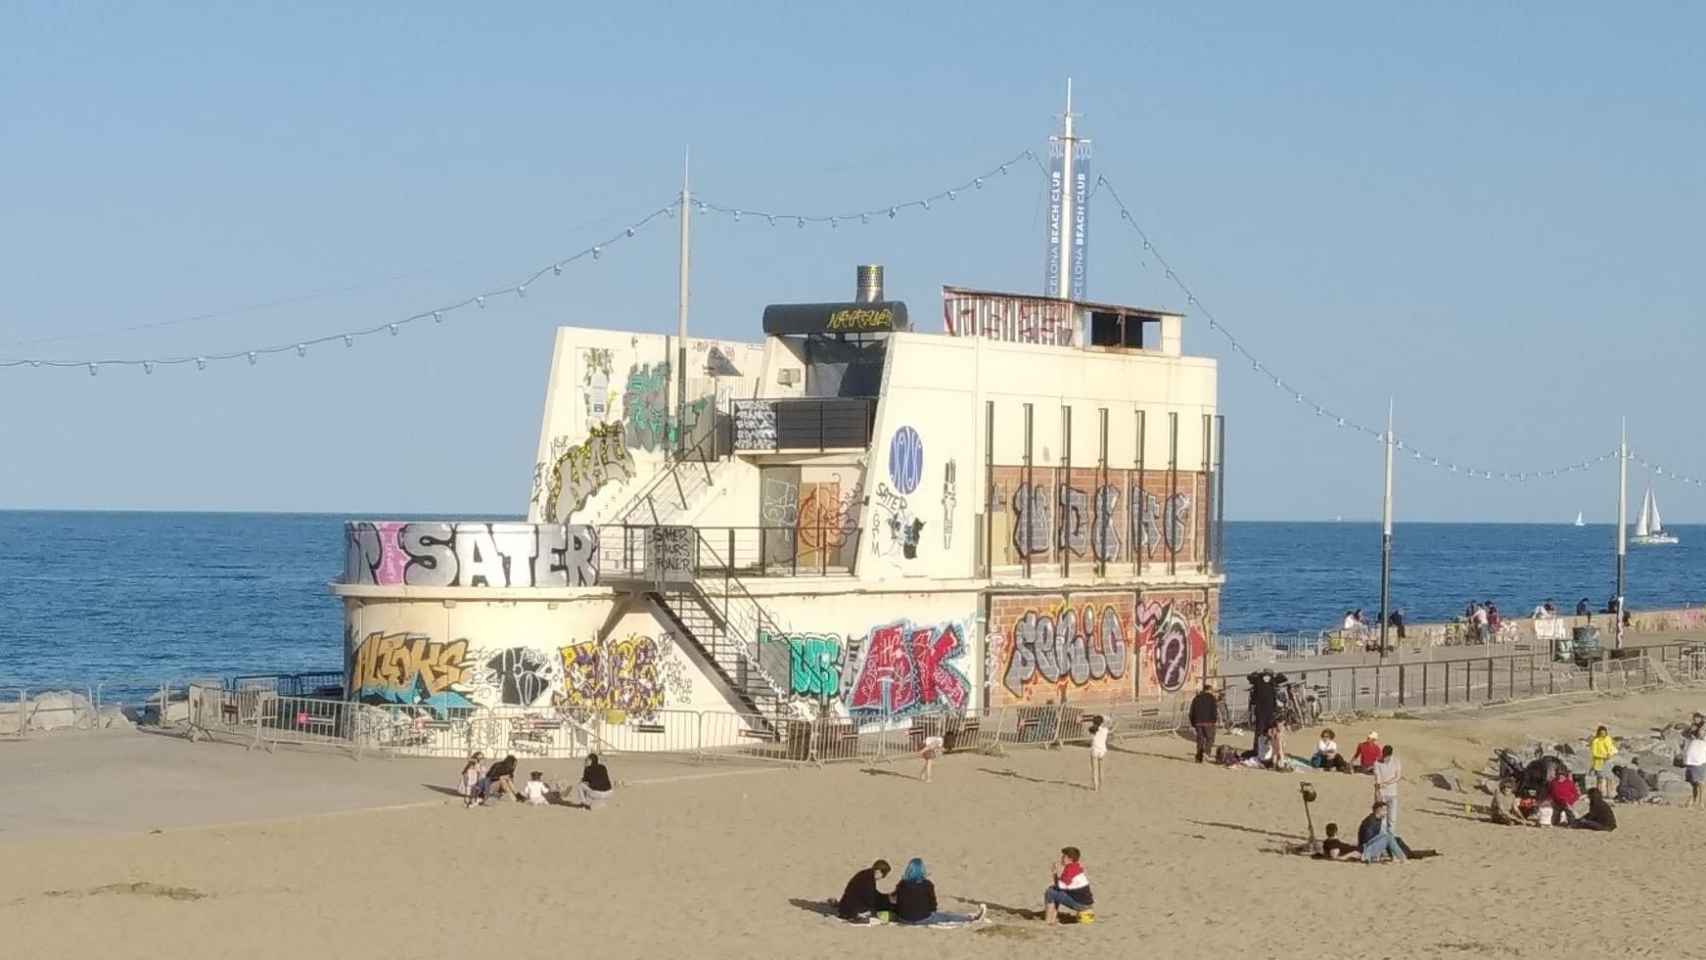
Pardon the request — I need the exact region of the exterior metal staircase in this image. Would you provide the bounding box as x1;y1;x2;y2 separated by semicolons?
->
603;429;732;527
604;527;794;726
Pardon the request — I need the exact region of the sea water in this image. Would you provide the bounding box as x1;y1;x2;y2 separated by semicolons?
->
0;512;1699;693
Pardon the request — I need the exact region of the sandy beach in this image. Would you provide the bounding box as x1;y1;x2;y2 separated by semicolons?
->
4;690;1704;960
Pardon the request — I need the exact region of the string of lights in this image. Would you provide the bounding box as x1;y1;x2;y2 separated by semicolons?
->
5;145;1699;494
0;202;682;375
1631;454;1706;489
694;150;1038;227
1095;173;1642;484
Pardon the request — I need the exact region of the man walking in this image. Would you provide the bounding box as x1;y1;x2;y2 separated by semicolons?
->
1188;681;1219;763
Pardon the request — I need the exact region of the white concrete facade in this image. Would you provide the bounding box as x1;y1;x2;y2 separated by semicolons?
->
333;287;1223;754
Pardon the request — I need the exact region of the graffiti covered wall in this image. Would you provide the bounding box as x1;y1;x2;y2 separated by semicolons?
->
343;522;599;588
758;617;973;717
344;597;705;725
987;588;1214;706
529;331;766;523
1134;590;1213;695
989;465;1207;570
988;592;1137;706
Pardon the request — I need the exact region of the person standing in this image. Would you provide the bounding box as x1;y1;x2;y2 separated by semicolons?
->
1084;715;1114;791
1373;745;1402;827
1188;682;1219;763
1683;723;1706;809
1246;668;1286;752
1589;726;1618;792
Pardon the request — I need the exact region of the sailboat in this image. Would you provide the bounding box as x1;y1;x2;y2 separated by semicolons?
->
1573;511;1585;527
1631;487;1679;545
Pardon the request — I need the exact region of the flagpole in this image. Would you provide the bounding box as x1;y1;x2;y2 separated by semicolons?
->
1378;399;1394;661
676;148;691;459
1615;418;1627;650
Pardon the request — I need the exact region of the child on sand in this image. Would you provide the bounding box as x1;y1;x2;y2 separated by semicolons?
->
459;753;485;808
521;771;550;806
919;735;944;782
1042;847;1095;923
1589;726;1618;792
1087;715;1113;791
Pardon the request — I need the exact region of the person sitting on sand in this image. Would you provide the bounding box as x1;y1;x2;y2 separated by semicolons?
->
521;770;550;806
1358;800;1406;864
1352;732;1382;774
1087;715;1114;791
568;753;614;809
485;754;519;802
892;858;985;926
1042;847;1095;924
1489;779;1535;826
1573;787;1617;831
1613;763;1650;803
1313;729;1350;773
837;859;894;921
1319;822;1359;858
1547;769;1581;826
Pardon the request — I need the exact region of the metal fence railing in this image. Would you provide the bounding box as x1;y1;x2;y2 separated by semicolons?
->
1215;633;1327;663
597;523;860;579
1211;641;1700;723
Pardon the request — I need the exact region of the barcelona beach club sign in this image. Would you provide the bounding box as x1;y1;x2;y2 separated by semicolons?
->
1043;139;1092;301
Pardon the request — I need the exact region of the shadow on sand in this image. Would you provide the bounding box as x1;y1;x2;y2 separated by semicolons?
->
977;768;1090;791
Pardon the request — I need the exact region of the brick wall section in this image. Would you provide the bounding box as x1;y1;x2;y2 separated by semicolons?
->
987;465;1208;571
986;586;1220;708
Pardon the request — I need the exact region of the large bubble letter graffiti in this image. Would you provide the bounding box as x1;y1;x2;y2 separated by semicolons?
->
343;522;599;589
845;621;969;717
348;632;475;714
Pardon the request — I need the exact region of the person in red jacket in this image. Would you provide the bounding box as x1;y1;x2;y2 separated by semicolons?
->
1548;769;1581;826
1352;732;1383;774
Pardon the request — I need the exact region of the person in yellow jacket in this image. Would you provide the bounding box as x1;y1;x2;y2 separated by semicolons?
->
1589;726;1618;792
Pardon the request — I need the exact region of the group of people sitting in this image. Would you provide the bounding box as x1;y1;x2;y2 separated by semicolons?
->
835;847;1093;926
457;751;614;809
1318;799;1410;864
1489;774;1617;830
1487;725;1630;830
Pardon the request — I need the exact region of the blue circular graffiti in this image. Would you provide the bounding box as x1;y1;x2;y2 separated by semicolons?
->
888;426;924;494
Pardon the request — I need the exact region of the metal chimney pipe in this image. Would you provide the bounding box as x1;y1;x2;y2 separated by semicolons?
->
855;264;884;303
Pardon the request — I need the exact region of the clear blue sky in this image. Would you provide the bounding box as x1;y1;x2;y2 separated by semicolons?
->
3;2;1701;520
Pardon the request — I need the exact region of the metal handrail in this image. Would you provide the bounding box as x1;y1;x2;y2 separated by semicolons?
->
690;528;792;705
604;427;722;525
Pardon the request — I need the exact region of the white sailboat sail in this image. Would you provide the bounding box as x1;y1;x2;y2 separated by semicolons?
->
1574;511;1584;527
1635;489;1653;538
1650;491;1664;532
